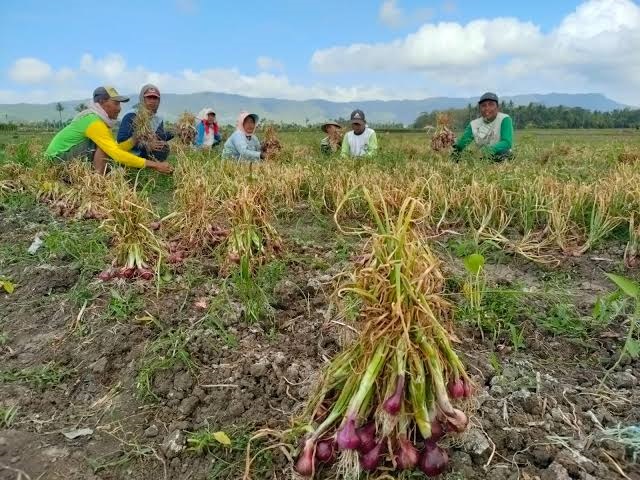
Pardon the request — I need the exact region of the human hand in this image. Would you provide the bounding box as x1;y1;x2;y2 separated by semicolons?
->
148;160;174;174
150;139;167;151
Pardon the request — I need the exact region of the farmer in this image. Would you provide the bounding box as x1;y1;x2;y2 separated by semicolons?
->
222;111;264;161
195;108;222;149
117;84;173;161
45;86;172;175
452;92;514;162
340;110;378;158
320;121;342;155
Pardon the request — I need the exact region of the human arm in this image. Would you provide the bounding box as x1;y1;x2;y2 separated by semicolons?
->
365;131;378;156
156;121;174;142
117;113;135;144
453;123;474;152
320;137;332;154
340;133;350;158
85;120;171;172
194;122;205;146
231;133;262;161
484;116;513;156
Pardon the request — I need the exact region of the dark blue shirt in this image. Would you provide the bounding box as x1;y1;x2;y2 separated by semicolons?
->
117;112;174;161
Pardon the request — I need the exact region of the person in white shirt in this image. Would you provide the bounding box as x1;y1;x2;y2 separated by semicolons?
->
340;109;378;158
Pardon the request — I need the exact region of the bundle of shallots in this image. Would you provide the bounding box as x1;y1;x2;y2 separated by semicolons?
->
431;113;456;152
292;189;473;479
175;112;197;146
261;125;283;161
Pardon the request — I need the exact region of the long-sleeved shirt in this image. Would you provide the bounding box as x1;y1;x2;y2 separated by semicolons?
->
340;128;378;157
221;131;262;161
46;113;145;168
320;136;342;155
117;112;173;160
195;120;222;147
454;114;513;156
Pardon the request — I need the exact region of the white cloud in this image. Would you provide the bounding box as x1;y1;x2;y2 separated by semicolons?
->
1;53;430;104
80;53;127;78
8;58;53;84
256;56;284;72
313;0;640;104
312;17;544;72
3;1;640;106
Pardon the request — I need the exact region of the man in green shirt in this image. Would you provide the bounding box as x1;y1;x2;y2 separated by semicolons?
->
46;86;173;175
452;92;514;162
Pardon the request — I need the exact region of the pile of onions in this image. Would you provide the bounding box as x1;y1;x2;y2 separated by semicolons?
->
291;191;474;478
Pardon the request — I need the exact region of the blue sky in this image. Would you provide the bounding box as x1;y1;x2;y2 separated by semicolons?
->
1;0;639;105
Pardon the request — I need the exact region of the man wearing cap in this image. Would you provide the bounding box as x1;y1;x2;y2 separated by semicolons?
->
320;121;342;155
117;84;174;161
452;92;514;162
340;110;378;158
195;108;222;149
45;86;173;174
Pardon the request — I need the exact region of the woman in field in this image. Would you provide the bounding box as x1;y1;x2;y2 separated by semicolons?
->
221;112;264;161
195;108;222;149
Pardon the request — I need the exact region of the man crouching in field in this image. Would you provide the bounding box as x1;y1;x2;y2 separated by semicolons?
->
452;92;514;162
341;110;378;158
45;86;173;175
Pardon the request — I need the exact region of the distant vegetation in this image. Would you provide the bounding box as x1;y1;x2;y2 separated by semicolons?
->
413;102;640;130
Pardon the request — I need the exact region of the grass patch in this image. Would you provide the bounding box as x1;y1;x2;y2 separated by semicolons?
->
136;328;195;401
456;281;533;348
202;305;238;349
0;191;37;211
103;288;144;322
0;363;69;390
0;329;9;346
537;303;590;338
43;220;108;273
88;440;156;474
0;405;18;428
230;260;286;325
185;424;277;480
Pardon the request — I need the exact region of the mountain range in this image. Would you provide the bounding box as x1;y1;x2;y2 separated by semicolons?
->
0;92;630;126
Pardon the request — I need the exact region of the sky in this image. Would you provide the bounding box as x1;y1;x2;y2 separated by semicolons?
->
1;0;639;105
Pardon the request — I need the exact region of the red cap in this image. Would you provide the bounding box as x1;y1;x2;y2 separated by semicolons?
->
143;87;160;98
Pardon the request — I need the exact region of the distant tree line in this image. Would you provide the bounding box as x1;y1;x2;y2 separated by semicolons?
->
413;102;640;130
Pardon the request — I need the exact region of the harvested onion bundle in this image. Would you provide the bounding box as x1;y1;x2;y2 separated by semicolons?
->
261;125;283;161
431;113;456;152
175;112;197;146
293;189;473;478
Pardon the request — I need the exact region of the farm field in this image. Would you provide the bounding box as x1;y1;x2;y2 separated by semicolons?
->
1;128;640;480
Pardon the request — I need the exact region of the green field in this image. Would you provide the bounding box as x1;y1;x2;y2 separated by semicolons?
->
1;130;640;480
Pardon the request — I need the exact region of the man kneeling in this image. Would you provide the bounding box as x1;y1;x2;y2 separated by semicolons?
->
45;86;173;175
452;92;514;162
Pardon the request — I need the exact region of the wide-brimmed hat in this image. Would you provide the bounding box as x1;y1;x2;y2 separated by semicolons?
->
321;121;342;133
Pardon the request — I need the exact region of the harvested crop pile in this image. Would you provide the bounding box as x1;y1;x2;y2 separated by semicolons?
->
293;189;473;478
431;113;456;152
261;125;283;161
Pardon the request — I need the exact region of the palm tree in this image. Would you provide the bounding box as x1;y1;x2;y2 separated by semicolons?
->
75;103;88;113
55;102;64;125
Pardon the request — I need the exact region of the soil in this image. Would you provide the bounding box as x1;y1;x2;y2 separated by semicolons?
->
1;203;639;480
